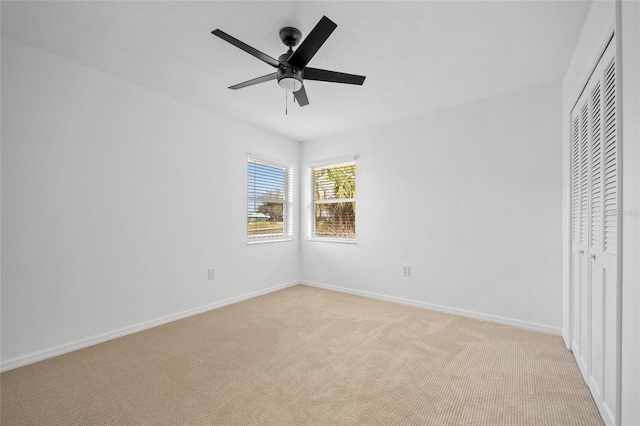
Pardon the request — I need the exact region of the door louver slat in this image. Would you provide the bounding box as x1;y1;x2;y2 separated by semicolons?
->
590;82;602;250
579;103;589;245
603;58;616;255
572;116;581;243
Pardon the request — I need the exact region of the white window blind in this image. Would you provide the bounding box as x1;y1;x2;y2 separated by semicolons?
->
308;161;356;241
247;156;293;243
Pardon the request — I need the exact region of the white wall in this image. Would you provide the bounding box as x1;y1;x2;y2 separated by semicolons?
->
561;0;640;423
619;1;640;424
0;39;300;370
300;84;563;333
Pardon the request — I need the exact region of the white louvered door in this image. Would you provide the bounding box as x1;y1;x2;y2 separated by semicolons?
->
570;37;619;426
571;92;590;378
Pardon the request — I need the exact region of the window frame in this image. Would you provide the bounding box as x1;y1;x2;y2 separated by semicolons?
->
246;155;294;244
307;157;357;244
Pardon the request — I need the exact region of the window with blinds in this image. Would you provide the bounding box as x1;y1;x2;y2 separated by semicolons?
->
247;157;293;243
309;161;356;240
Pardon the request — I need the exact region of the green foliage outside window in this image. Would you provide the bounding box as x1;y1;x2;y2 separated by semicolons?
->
313;163;356;239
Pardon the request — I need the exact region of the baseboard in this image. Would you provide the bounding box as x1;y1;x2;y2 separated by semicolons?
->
3;280;561;372
301;280;562;336
562;328;572;349
0;280;299;372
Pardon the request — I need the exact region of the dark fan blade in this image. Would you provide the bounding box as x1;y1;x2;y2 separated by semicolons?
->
212;29;280;68
287;16;337;70
294;85;310;106
228;73;277;90
304;68;366;85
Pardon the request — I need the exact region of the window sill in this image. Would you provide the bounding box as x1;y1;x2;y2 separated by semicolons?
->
247;237;294;245
307;237;356;244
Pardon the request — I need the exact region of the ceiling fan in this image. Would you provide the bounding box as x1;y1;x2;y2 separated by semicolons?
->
211;16;366;107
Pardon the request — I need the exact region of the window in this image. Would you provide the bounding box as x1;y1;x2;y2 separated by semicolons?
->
309;159;356;241
247;156;293;243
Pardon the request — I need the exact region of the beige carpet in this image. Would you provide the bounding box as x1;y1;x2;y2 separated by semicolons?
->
1;285;602;425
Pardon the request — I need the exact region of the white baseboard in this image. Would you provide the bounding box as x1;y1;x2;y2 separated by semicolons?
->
3;280;561;372
562;328;572;349
301;280;562;336
0;281;299;372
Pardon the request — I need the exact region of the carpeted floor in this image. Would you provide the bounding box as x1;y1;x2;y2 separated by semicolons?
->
1;285;603;425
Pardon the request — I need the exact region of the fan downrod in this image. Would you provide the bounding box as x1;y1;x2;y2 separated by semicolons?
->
279;27;302;48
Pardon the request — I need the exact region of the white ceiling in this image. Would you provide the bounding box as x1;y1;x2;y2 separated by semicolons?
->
1;1;591;142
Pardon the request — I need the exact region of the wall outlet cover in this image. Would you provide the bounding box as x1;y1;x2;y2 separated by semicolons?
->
402;266;410;277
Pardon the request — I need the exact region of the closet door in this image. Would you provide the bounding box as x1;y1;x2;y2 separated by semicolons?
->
570;86;590;378
570;37;619;426
588;40;618;425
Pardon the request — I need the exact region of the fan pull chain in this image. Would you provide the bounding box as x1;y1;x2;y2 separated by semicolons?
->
285;81;300;115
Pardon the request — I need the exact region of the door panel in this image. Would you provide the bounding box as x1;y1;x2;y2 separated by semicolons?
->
571;248;582;359
589;265;604;398
596;262;619;421
602;257;618;423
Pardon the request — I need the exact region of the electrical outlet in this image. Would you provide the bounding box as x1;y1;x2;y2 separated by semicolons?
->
402;266;411;277
208;269;216;280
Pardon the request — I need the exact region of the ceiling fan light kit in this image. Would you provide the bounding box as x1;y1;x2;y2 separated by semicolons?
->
276;66;303;92
211;16;366;108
